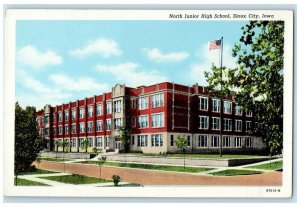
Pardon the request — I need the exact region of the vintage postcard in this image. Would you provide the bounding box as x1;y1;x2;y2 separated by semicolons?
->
3;9;293;197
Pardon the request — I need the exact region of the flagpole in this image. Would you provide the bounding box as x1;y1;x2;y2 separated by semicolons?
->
219;37;223;157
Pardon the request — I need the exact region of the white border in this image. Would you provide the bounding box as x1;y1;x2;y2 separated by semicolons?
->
3;9;293;198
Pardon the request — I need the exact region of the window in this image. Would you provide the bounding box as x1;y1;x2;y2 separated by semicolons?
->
44;116;49;124
132;117;136;127
79;138;84;148
106;102;111;114
187;136;191;147
58;113;62;121
211;136;220;147
235;106;242;115
52;114;56;122
151;134;163;147
58;126;62;135
212;117;220;130
64;110;69;120
138;96;148;110
70;139;76;147
97;104;103;115
212;99;221;112
96;137;102;147
105;136;109;147
151;113;164;128
151;93;163;108
199;116;209;129
71;109;76;120
199;96;208;110
106;119;111;131
223;136;231;147
198;135;208;147
224;101;232;114
71;124;76;134
246;110;253;117
235;120;242;132
245;137;253;147
88;106;93;117
64;125;69;134
131;136;135;145
79;123;85;133
131;98;136;108
96;121;102;131
138;115;148;128
234;137;242;147
52;127;56;135
137;135;148;147
45;128;49;136
114;118;122;130
170;135;174;146
87;122;93;132
246;121;252;132
88;138;93;147
114;100;122;113
224;119;232;131
79;108;84;119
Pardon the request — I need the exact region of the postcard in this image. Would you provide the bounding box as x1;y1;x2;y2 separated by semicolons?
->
3;9;293;197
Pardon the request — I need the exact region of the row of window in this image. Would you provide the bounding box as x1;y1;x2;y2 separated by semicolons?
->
132;93;164;110
54;137;110;148
199;96;253;116
199;116;261;131
134;113;164;128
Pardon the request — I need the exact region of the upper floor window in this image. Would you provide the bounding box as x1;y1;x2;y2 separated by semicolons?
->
87;122;93;132
64;125;69;134
64;110;69;121
96;121;103;131
151;93;163;108
212;117;220;130
235;120;242;132
224;101;232;114
106;102;112;114
71;124;76;134
246;121;252;132
114;118;122;130
199;96;208;111
151;113;164;128
79;108;84;119
224;118;232;131
58;126;63;135
44;116;49;124
138;115;148;128
114;100;122;113
235;106;242;116
52;114;56;122
79;122;85;133
71;109;76;120
106;119;111;131
199;116;209;129
88;106;93;117
131;98;136;109
52;127;56;135
212;99;221;112
246;110;253;117
97;104;103;115
138;96;148;110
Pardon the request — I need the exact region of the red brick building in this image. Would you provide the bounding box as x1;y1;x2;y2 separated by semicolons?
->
36;82;265;154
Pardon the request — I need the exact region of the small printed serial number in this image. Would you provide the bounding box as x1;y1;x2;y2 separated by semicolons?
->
266;189;281;193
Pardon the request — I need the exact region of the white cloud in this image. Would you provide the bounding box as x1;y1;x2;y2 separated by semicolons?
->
49;73;109;92
95;62;168;87
70;38;122;58
144;48;189;63
188;44;237;86
17;45;62;69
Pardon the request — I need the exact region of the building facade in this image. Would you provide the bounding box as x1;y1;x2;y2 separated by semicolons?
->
36;82;266;154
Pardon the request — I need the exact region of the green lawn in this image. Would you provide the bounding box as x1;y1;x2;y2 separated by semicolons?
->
210;169;262;176
78;161;213;173
246;160;283;170
20;169;59;175
15;178;49;186
40;157;74;162
39;174;111;185
126;153;264;159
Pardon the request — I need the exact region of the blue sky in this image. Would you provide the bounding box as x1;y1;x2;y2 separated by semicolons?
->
16;20;247;109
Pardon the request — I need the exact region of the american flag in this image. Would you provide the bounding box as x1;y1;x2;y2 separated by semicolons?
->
208;39;222;50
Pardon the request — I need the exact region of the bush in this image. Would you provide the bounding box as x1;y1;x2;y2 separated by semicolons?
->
112;175;121;186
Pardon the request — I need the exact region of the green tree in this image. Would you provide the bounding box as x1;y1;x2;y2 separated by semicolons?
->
81;139;89;162
205;21;284;157
15;102;46;185
98;156;106;180
175;135;188;170
118;126;131;163
54;139;62;160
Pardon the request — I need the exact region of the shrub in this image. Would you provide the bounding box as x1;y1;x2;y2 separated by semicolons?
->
112;175;121;186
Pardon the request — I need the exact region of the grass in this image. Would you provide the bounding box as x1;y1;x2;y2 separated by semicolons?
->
39;174;111;185
210;169;262;176
15;178;49;186
40;157;74;162
19;168;59;175
246;160;283;170
77;161;213;173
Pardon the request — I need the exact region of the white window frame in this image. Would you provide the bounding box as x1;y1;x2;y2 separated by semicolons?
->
222;136;231;148
245;137;253;147
224;118;232;131
105;136;109;147
70;138;76;147
58;125;63;135
138;96;148;110
235;105;242;116
151;134;163;147
97;103;103;116
58;112;62;121
212;117;220;130
198;135;208;147
199;96;208;111
246;121;252;132
151;93;164;108
79;108;85;119
88;106;93;117
79;138;84;148
199;116;209;129
212;99;221;112
211;135;220;148
64;125;69;134
235;120;242;132
71;109;76;120
137;135;148;147
79;122;85;133
151;113;164;128
234;137;242;148
96;120;103;131
246;110;253;117
114;100;122;113
223;101;232;114
71;124;76;134
96;137;102;147
114;118;122;130
138;115;149;128
87;122;93;132
106;102;112;114
64;110;69;120
106;119;111;131
88;138;93;147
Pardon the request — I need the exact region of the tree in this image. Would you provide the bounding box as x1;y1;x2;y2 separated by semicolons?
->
98;156;106;180
205;21;284;156
15;102;46;185
175;135;188;170
81;139;89;162
54;139;62;160
118;126;131;163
